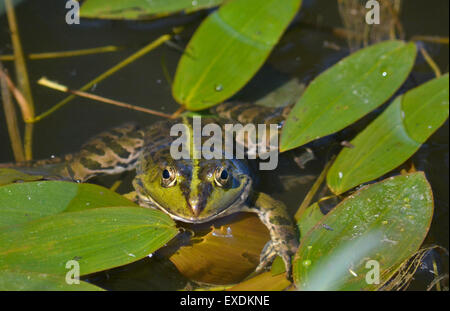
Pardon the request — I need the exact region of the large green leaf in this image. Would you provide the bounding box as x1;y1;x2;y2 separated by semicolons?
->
0;207;178;275
293;172;433;290
80;0;223;20
280;40;417;152
327;74;449;194
172;0;302;110
0;269;103;291
0;181;138;227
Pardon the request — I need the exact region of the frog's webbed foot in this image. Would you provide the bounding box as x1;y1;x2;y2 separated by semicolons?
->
245;192;299;280
255;241;278;273
256;240;296;281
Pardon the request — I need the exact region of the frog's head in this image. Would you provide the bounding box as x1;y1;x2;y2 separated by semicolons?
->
133;156;252;223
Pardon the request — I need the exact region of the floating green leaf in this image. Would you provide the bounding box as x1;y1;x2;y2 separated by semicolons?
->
0;207;178;275
172;0;302;110
0;168;43;186
281;40;417;152
0;181;138;227
80;0;223;20
0;269;103;291
327;74;449;194
293;172;434;290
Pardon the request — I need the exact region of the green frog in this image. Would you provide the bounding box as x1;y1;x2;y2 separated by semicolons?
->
3;102;300;278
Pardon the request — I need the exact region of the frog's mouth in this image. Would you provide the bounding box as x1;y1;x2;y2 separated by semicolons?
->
142;177;252;224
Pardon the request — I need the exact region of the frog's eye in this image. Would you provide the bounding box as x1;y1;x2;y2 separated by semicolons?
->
161;166;177;187
214;167;229;187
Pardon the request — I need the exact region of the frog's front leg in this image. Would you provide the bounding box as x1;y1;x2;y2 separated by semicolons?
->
244;192;299;278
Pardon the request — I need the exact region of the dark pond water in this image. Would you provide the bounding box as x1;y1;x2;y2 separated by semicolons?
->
0;0;448;290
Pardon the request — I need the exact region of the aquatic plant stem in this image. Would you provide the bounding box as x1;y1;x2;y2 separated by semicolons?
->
0;45;122;61
410;36;449;45
110;180;123;192
419;45;442;78
160;54;173;86
170;106;185;119
31;34;174;123
38;77;173;119
432;258;441;291
0;63;25;161
380;0;404;40
0;69;33;121
294;156;335;221
5;0;35;160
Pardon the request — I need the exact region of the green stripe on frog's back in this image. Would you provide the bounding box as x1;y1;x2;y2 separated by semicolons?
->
181;116;202;205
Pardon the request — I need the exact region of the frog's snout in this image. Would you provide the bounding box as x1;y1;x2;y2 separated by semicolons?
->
187;196;204;217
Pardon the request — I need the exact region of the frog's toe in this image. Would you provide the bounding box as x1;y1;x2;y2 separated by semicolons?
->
256;241;295;280
256;241;278;273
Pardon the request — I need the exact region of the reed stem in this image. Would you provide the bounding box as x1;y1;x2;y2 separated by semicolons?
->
0;63;25;161
5;0;35;160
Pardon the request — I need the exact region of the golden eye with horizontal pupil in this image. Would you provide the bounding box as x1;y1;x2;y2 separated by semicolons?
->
214;167;229;187
161;166;177;187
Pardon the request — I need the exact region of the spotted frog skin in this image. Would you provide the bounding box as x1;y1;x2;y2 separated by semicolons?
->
4;103;299;277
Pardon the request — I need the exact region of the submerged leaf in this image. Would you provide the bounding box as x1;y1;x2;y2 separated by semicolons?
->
165;213;269;285
228;271;291;291
255;78;305;108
